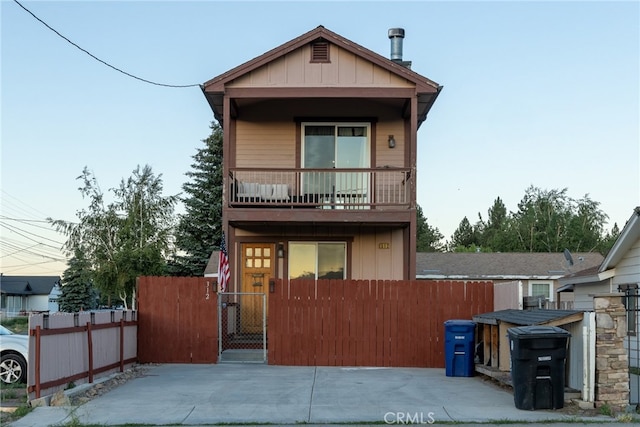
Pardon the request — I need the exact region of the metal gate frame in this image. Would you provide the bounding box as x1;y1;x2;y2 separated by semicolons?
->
217;292;267;363
621;284;639;405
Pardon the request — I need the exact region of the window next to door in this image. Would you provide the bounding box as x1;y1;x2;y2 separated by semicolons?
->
288;242;346;280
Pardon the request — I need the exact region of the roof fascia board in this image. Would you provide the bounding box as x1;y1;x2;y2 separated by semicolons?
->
416;274;563;280
224;87;418;98
559;269;616;286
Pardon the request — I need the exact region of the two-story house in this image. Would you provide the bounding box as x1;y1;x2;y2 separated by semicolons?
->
202;26;441;297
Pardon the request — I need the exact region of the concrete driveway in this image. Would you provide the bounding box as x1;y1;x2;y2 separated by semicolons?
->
10;363;613;426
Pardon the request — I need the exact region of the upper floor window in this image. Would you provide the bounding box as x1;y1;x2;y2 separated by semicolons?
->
302;124;370;197
302;124;370;169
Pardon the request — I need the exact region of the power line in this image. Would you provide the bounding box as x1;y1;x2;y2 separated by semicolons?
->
0;216;65;233
12;0;201;89
0;223;64;248
0;242;66;263
1;190;51;221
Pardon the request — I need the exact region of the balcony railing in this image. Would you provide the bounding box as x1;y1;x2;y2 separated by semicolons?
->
229;168;411;209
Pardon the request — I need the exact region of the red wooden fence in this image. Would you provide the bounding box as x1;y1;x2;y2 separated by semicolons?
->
137;276;218;363
268;279;493;367
137;277;492;367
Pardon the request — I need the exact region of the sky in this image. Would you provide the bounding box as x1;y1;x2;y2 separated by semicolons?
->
1;0;639;277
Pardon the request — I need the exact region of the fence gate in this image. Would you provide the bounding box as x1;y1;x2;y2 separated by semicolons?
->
622;284;640;406
218;292;267;363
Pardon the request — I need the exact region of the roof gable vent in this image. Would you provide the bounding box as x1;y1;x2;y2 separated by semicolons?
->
311;41;330;63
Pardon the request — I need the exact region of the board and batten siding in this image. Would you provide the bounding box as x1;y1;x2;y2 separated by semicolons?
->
235;118;408;171
350;228;404;280
229;44;415;88
375;119;405;167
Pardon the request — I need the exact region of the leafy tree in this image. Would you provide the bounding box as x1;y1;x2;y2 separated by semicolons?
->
565;194;609;252
50;165;178;308
509;186;610;253
452;186;615;254
511;186;573;252
57;249;98;312
171;122;223;275
416;205;445;252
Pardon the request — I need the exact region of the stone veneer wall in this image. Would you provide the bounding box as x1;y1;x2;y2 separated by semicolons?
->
594;294;629;410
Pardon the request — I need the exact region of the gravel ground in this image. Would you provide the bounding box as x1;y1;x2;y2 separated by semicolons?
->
69;364;150;405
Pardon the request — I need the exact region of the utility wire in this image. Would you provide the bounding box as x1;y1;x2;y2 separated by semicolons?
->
0;216;68;234
0;223;64;249
13;0;201;88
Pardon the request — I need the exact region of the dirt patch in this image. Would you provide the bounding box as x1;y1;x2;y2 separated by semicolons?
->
0;384;29;427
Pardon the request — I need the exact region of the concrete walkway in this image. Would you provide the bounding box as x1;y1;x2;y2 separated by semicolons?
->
9;364;622;426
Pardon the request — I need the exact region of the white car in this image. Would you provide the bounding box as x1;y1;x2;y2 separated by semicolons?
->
0;325;28;384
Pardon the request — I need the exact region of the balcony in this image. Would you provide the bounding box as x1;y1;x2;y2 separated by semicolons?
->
229;168;411;210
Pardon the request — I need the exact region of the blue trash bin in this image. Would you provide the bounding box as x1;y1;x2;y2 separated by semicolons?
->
444;320;476;377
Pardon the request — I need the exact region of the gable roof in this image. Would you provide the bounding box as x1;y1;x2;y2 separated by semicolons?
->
204;251;220;277
202;26;442;128
599;206;640;272
0;276;61;296
416;252;604;280
558;207;640;287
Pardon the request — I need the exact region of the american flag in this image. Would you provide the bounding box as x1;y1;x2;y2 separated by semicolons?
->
218;232;230;292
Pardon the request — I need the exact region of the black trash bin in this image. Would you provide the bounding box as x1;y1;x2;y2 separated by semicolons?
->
444;320;475;377
508;325;571;410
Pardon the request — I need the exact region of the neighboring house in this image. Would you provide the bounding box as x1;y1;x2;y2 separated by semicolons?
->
204;251;219;278
201;26;441;293
557;207;640;403
416;252;604;309
0;275;61;316
558;207;640;311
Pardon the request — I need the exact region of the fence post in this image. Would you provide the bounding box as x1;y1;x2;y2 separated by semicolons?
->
33;325;41;399
120;318;125;372
87;321;94;383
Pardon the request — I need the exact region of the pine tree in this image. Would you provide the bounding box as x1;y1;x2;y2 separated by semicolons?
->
58;249;98;312
171;122;223;275
416;205;445;252
449;217;478;251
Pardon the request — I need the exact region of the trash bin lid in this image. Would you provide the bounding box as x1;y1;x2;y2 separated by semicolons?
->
508;325;571;339
444;319;475;326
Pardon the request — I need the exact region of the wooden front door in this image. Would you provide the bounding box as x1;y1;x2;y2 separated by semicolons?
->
240;243;274;333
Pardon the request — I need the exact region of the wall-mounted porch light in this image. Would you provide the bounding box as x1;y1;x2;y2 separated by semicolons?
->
277;243;285;258
388;135;396;148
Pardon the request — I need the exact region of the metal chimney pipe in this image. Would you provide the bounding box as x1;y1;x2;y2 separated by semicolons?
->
388;28;405;61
